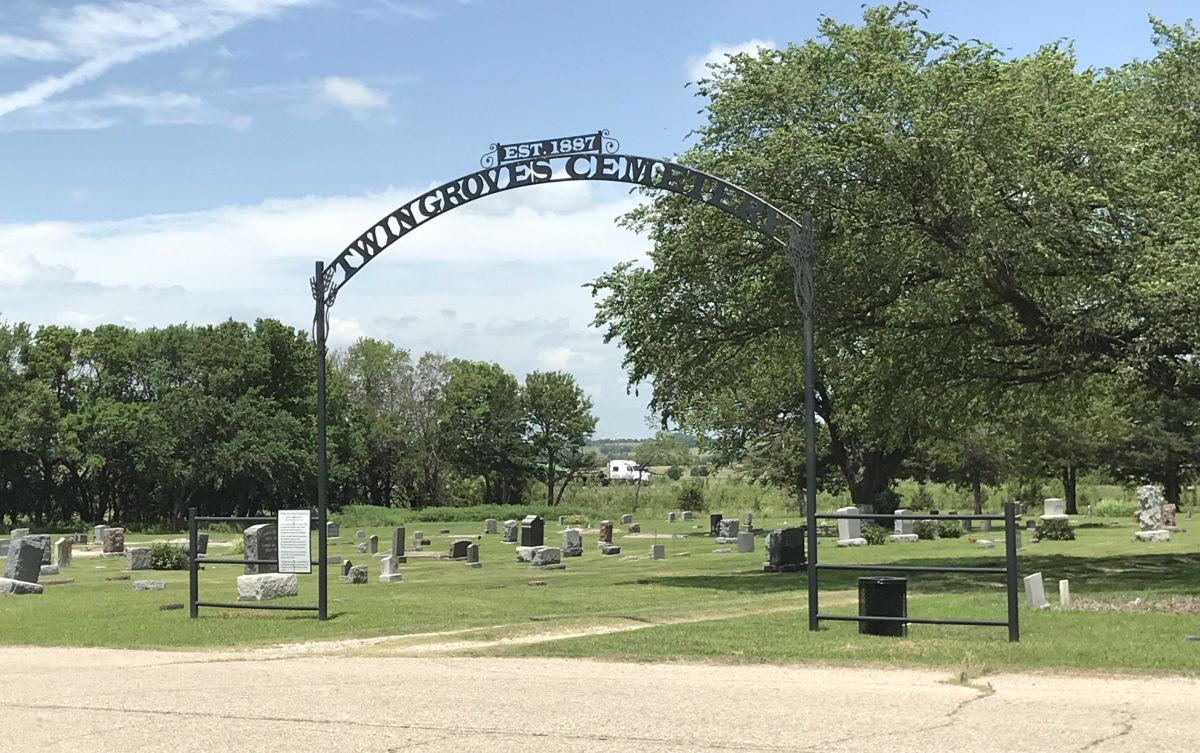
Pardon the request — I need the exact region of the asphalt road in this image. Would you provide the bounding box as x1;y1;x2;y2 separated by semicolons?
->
3;647;1196;752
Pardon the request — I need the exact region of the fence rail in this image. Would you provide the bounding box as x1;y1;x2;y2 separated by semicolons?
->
805;501;1021;642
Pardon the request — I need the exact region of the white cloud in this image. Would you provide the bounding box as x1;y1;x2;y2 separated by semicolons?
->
0;182;655;435
0;88;251;132
0;0;315;118
685;38;775;83
315;76;390;115
361;1;440;20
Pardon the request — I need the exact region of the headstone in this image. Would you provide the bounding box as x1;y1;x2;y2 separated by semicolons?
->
438;528;451;535
515;546;538;563
93;525;107;544
666;512;676;523
465;543;481;569
0;540;7;557
530;546;562;568
1041;498;1068;520
326;522;340;539
981;519;992;532
716;519;739;543
1026;519;1037;531
681;511;694;521
10;528;29;542
1162;503;1178;528
709;513;723;537
367;535;378;555
736;531;754;553
243;523;278;574
132;580;165;591
520;515;544;547
40;564;59;576
448;539;471;560
561;528;583;557
26;534;51;563
0;578;43;595
598;520;614;545
413;530;425;546
648;544;665;560
484;518;498;534
183;531;209;557
1059;579;1071;607
627;523;641;533
391;527;407;563
501;520;518;544
101;527;125;554
835;507;866;546
763;528;805;573
237;573;299;600
356;530;366;539
1013;530;1022;550
963;518;973;532
379;555;403;583
977;539;995;549
355;542;367;554
126;547;151;570
620;514;633;524
4;537;44;583
742;512;753;530
1024;572;1048;609
73;533;88;544
341;560;353;577
1135;485;1171;542
558;515;566;526
339;565;368;584
890;509;918;543
598;543;622;555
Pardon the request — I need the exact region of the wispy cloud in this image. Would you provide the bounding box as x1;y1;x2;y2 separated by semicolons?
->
0;88;251;132
0;0;315;118
685;38;775;83
360;1;440;21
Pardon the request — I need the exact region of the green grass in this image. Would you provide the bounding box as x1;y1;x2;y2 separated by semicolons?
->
2;516;1198;676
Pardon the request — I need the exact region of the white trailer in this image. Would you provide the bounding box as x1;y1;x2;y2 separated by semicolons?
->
608;459;650;483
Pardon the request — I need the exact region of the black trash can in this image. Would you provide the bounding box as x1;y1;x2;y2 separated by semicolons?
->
858;576;907;637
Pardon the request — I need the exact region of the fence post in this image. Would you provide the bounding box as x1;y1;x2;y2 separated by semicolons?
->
1004;501;1020;642
188;506;199;619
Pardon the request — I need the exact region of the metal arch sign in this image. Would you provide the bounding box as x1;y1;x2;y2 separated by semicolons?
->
313;132;808;304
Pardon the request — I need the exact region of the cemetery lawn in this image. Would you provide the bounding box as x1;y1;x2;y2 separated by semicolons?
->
3;518;1198;677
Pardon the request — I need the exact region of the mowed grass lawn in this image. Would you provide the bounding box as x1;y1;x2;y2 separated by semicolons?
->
2;515;1198;676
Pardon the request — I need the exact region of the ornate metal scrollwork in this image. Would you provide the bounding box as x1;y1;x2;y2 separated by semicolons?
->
600;128;620;154
783;213;814;311
479;142;500;169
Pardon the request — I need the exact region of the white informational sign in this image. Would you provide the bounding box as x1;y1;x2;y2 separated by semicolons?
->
277;509;312;574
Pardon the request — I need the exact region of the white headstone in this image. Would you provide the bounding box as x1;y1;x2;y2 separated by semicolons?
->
53;537;72;568
1058;579;1071;607
1041;498;1068;520
893;509;913;536
736;531;754;553
649;544;665;560
561;528;583;557
1024;572;1048;609
379;555;403;583
835;507;866;546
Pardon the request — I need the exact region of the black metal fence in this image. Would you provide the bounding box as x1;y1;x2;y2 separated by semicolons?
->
805;502;1021;642
187;508;328;619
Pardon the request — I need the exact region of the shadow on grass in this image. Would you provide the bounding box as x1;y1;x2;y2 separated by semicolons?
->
633;553;1200;597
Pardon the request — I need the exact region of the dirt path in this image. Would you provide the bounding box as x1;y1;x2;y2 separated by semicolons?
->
3;646;1196;752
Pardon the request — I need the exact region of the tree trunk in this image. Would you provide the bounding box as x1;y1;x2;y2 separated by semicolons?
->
1164;465;1181;507
1061;466;1078;515
972;476;983;516
546;456;556;507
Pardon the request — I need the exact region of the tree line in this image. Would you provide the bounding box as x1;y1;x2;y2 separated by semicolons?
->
0;320;597;529
592;5;1200;513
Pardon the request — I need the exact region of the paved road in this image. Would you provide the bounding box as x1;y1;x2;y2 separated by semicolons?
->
3;647;1196;752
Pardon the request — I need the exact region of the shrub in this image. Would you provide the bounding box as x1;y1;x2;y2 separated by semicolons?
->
1035;518;1075;541
909;485;936;511
691;465;710;477
563;515;589;527
861;524;888;545
228;538;244;555
677;482;705;512
149;542;188;571
913;520;939;540
937;521;963;539
666;465;684;481
1093;499;1137;518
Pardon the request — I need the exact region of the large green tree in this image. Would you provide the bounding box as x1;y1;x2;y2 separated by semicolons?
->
592;5;1200;512
523;370;598;505
440;360;531;504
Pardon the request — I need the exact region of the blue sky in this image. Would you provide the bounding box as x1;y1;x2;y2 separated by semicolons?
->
0;0;1194;437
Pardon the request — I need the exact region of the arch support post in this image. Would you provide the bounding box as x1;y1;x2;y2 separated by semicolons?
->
313;260;330;621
